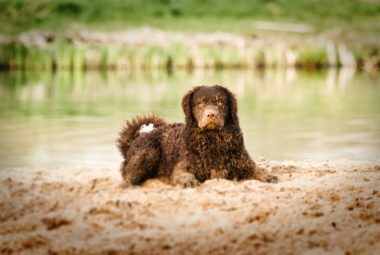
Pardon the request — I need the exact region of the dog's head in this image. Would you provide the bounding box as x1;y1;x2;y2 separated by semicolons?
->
182;85;239;130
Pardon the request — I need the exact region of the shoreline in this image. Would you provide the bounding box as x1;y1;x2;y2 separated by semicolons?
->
1;159;380;254
1;28;378;72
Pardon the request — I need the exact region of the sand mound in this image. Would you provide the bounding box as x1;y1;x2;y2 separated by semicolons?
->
1;160;379;254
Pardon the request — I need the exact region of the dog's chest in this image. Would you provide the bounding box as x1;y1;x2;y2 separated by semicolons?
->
190;131;234;153
188;145;234;181
189;156;231;181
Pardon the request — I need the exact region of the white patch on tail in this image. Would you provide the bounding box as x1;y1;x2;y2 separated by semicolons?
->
139;123;155;134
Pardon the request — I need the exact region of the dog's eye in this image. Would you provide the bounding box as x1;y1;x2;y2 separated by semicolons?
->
216;100;224;106
197;102;205;107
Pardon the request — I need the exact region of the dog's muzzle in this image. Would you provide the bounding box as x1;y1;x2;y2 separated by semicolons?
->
198;107;224;130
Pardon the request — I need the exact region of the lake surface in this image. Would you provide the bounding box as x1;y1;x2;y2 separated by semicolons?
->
0;69;379;169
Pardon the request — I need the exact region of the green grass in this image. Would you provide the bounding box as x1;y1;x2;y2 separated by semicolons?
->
2;36;379;70
0;40;344;70
297;46;328;69
1;0;380;35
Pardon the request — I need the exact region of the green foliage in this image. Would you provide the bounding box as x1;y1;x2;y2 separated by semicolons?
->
297;47;328;69
0;40;366;70
0;0;380;34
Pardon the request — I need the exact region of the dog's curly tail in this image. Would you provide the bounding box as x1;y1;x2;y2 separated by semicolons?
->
116;114;167;158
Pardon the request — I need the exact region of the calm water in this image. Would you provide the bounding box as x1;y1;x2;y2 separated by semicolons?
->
0;69;379;169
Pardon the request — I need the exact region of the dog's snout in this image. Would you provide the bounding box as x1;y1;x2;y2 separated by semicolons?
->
204;107;218;119
207;112;215;118
197;105;224;129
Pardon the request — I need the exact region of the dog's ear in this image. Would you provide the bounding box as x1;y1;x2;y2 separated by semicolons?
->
182;87;195;126
218;86;239;128
182;86;201;127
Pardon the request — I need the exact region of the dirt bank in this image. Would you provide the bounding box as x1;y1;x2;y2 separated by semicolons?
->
1;159;379;254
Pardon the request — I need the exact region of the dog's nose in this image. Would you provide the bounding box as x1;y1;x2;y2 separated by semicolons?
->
207;112;215;118
204;107;219;120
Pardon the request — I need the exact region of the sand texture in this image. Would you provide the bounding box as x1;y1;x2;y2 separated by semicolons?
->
1;159;380;255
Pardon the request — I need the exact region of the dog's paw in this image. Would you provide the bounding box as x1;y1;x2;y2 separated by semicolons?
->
210;168;228;179
120;179;133;189
253;167;279;183
266;174;279;183
172;172;200;188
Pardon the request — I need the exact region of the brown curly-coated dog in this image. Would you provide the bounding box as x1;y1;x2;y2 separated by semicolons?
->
117;85;278;187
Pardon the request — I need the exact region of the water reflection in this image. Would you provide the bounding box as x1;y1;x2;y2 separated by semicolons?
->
0;69;379;169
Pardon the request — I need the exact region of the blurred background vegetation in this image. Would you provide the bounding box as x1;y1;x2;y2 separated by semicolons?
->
0;0;379;70
1;0;380;34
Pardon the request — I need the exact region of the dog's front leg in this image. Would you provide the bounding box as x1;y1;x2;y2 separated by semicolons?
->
171;160;200;188
234;153;278;183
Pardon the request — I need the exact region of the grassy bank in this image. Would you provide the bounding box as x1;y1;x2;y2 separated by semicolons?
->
1;1;379;71
1;29;378;71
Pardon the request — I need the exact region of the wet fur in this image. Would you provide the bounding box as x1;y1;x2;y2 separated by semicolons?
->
117;85;278;187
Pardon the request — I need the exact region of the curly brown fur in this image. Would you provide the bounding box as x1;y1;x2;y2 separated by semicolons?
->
116;115;166;186
116;114;166;159
117;85;278;187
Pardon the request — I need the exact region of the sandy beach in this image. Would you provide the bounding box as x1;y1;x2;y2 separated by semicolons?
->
1;159;379;255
